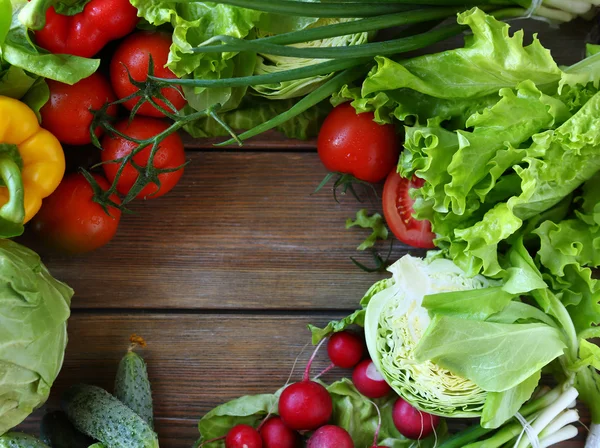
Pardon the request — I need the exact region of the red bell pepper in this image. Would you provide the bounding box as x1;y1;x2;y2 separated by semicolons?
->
33;0;139;58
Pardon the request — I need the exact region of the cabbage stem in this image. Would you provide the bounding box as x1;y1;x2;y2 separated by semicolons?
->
193;24;464;59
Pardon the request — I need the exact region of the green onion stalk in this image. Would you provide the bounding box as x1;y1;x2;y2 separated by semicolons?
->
440;385;581;448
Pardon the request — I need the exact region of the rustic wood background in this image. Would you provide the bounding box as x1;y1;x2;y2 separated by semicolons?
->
17;17;596;447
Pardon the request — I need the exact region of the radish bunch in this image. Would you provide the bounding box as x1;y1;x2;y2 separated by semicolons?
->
221;330;441;448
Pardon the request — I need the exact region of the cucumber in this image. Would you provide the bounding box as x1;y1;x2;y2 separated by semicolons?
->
114;351;154;428
40;411;94;448
62;384;159;448
0;433;49;448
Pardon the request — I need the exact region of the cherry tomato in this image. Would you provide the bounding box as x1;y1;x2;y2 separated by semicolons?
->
382;171;435;249
31;173;121;254
101;117;185;199
40;73;118;145
110;31;186;118
317;103;399;183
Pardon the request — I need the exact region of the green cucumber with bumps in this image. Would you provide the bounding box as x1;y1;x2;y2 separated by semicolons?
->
40;411;94;448
114;350;153;428
62;384;159;448
0;433;50;448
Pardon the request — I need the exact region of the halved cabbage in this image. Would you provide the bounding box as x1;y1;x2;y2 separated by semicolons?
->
365;255;491;417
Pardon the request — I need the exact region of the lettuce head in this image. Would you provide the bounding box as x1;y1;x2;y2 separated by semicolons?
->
0;240;72;434
365;255;491;417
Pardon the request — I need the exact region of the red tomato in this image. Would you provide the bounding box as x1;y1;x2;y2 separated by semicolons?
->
40;73;118;145
383;171;435;249
31;173;121;254
110;31;186;118
317;103;399;183
101;117;185;199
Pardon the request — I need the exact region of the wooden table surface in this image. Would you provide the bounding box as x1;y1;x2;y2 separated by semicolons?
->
16;18;596;447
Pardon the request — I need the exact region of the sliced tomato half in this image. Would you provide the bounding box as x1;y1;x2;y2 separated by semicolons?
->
383;171;436;249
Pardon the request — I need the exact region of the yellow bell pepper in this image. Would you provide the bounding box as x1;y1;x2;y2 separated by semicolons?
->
0;96;65;236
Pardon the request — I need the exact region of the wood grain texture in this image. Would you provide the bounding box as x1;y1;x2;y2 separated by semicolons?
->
26;152;417;311
16;313;589;447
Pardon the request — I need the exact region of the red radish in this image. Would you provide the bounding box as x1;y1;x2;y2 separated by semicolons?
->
259;417;301;448
278;339;333;431
225;424;263;448
278;381;332;430
352;359;392;398
307;425;354;448
392;398;440;440
327;331;364;368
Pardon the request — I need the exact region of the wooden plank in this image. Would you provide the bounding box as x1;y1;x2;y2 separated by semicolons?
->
25;152;418;310
17;313;588;447
17;313;344;446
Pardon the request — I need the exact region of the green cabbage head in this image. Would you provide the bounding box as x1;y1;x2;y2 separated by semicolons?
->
0;240;72;434
251;18;370;100
365;255;491;417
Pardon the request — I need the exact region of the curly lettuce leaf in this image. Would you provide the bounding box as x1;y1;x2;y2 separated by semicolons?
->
346;209;388;251
362;8;562;101
435;90;600;277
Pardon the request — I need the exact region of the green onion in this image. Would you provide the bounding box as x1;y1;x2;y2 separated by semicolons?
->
215;66;368;146
151;57;371;88
168;0;430;17
250;8;463;46
194;24;464;59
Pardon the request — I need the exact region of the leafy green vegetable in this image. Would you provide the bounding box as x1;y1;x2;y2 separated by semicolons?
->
364;255;491;417
346;209;388;251
587;44;600;58
480;371;540;429
328;378;445;448
0;239;73;435
422;286;515;321
414;317;565;392
345;9;600;279
132;0;269;112
184;98;331;140
252;18;369;100
0;0;10;47
198;393;278;445
361;8;563;107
